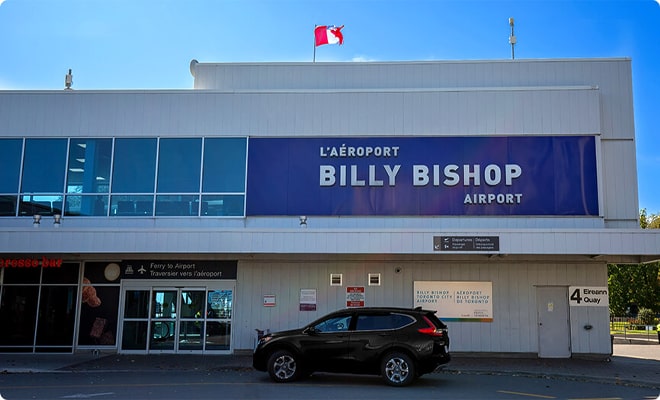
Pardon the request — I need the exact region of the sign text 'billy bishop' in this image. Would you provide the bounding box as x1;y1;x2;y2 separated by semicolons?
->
319;144;523;205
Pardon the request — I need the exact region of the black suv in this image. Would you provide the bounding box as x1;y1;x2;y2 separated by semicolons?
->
252;307;450;386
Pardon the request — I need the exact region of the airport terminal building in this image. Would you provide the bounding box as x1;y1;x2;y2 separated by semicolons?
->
1;58;659;358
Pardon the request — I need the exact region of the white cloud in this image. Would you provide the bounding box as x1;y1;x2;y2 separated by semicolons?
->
352;56;378;62
0;0;7;7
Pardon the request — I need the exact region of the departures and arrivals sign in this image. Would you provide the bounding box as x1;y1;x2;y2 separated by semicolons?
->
434;236;499;251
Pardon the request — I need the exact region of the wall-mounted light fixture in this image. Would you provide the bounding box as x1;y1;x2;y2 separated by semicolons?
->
33;214;41;227
299;216;307;228
53;214;62;228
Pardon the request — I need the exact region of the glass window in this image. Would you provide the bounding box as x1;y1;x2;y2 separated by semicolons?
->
0;139;23;193
0;195;17;216
124;290;150;319
65;194;109;216
42;262;80;284
121;321;148;350
0;286;39;346
207;290;232;318
200;195;244;216
313;315;352;333
155;195;198;216
19;195;63;216
205;321;230;350
157;138;202;193
112;138;157;193
78;286;120;346
35;286;77;346
3;263;42;284
180;290;205;318
178;321;203;350
202;138;247;192
110;195;154;216
21;139;67;193
67;139;112;194
355;313;414;331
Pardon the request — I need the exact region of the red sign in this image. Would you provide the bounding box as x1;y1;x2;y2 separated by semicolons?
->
346;286;365;308
0;257;63;268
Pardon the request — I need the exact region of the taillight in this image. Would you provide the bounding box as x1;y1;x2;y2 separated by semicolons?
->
418;316;445;337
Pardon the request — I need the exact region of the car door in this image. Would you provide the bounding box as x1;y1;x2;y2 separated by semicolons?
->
299;313;353;372
347;312;397;373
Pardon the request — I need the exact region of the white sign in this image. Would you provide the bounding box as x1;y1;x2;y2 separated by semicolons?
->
568;286;609;307
413;281;493;322
263;294;276;307
300;289;317;311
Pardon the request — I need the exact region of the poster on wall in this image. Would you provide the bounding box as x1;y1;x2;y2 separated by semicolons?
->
300;289;317;311
346;286;365;308
413;281;493;322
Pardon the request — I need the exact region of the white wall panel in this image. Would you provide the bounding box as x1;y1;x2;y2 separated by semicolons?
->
0;88;600;138
234;261;608;354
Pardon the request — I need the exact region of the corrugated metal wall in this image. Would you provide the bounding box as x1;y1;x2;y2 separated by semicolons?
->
234;260;610;355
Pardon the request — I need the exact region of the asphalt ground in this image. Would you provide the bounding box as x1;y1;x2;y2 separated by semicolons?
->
1;336;659;389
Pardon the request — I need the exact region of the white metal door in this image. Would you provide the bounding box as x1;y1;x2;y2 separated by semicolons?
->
537;286;571;358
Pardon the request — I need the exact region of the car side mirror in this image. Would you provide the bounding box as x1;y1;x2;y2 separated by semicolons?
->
304;326;318;335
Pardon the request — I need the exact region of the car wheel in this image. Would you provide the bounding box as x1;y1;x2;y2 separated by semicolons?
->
381;352;416;386
267;350;300;383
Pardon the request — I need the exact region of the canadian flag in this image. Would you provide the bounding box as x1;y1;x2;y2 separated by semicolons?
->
315;25;344;47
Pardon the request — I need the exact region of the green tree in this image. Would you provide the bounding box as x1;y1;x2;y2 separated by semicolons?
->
640;208;660;229
608;263;660;315
607;209;660;316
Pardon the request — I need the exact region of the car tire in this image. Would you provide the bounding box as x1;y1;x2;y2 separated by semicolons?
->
381;352;416;386
267;350;300;383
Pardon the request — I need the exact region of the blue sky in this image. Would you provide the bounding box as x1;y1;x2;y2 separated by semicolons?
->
1;0;659;214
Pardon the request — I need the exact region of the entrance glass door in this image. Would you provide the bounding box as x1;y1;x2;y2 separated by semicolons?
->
149;289;179;352
120;284;233;354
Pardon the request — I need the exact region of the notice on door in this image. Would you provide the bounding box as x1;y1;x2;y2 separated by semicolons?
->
568;286;609;307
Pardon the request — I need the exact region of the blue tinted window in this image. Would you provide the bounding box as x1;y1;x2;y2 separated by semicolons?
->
0;139;23;193
21;139;67;193
157;138;202;193
110;195;154;216
112;139;157;193
202;138;247;192
19;195;63;216
156;195;198;216
0;195;17;216
200;195;244;216
65;195;109;216
67;139;112;193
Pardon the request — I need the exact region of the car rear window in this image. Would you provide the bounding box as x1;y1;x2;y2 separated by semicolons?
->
355;313;414;331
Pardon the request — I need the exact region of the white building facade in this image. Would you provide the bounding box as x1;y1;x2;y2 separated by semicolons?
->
1;58;659;358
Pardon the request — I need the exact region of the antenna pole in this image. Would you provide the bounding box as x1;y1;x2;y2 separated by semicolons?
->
509;17;516;60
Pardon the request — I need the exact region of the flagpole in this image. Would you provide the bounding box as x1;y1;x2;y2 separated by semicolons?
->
313;25;317;62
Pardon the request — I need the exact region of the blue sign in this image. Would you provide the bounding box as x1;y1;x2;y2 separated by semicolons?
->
246;136;599;216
